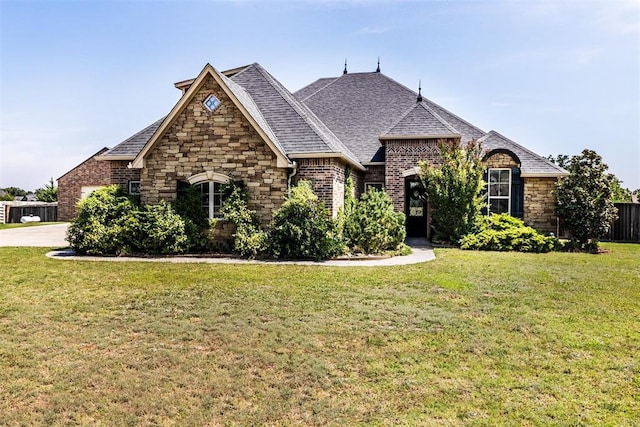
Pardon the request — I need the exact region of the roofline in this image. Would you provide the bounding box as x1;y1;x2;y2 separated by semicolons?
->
133;63;292;169
521;172;568;178
58;147;110;180
95;154;135;161
363;161;385;166
288;152;366;171
379;133;461;141
173;65;252;91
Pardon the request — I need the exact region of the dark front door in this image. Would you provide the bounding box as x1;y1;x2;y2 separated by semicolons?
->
405;177;428;238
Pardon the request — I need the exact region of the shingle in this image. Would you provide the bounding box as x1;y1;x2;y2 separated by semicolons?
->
297;72;485;163
479;131;568;176
231;64;361;167
101;117;165;158
383;102;460;138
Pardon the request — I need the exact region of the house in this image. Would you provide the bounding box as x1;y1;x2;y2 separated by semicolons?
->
58;62;567;238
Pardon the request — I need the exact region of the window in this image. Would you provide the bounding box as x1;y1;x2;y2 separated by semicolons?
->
128;181;140;195
203;94;221;113
364;182;384;192
488;169;511;214
196;181;225;219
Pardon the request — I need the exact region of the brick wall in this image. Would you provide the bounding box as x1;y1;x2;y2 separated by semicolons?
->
295;158;346;216
140;73;289;226
58;149;112;221
384;138;453;211
524;177;558;234
110;161;141;191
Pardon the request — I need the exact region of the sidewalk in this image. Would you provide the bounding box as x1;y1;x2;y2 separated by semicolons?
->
47;238;435;267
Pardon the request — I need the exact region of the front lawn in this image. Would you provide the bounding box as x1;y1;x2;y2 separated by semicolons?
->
1;244;638;425
0;221;63;230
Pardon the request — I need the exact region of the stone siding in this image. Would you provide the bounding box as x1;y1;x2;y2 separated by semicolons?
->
524;177;558;234
58;149;112;221
485;152;519;169
295;158;346;216
140;74;288;225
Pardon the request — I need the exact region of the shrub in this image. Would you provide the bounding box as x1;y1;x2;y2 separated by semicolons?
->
125;201;188;255
344;188;406;254
460;213;556;253
554;149;618;252
268;181;342;261
67;185;138;255
220;183;267;258
419;140;485;243
173;185;210;252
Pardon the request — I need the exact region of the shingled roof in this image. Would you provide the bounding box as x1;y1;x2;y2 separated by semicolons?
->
479;131;567;176
99;117;165;160
296;71;485;163
381;102;461;139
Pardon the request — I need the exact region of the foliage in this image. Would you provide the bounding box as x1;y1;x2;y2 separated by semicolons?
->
67;185;138;255
124;201;188;254
0;186;28;201
460;213;556;253
609;175;633;202
173;185;210;252
546;154;571;169
344;187;406;254
419;140;485;243
35;177;58;202
68;185;188;255
220;183;267;258
268;181;342;261
554;149;618;252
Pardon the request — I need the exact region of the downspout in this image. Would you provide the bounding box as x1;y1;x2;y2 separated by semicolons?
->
287;161;298;195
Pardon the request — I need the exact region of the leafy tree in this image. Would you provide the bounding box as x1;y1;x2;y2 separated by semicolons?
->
418;140;485;243
35;178;58;202
546;154;571;169
553;149;618;252
1;186;28;200
609;175;632;202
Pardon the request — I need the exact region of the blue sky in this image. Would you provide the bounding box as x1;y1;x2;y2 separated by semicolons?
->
1;0;638;191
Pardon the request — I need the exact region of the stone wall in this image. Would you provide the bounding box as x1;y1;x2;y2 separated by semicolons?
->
57;148;111;221
295;157;346;217
140;73;289;226
524;177;558;234
485;152;519;169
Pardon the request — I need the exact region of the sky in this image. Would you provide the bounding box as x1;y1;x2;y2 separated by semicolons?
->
1;0;639;192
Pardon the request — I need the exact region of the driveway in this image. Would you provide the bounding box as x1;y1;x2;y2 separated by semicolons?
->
0;223;69;247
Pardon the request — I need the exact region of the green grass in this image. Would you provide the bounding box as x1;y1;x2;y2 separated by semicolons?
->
1;244;638;425
0;221;63;230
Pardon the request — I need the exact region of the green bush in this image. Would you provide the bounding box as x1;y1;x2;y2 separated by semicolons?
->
173;185;210;252
268;181;343;261
344;188;406;254
460;214;556;253
126;201;188;255
220;183;267;258
68;185;189;255
67;185;138;255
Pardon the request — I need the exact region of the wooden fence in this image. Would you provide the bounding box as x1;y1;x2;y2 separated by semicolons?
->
606;203;640;243
0;202;58;224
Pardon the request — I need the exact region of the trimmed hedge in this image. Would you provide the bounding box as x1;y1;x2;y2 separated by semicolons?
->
460;214;556;253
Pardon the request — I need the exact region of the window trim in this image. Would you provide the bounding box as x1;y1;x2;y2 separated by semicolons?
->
128;180;140;195
487;168;511;215
364;181;384;192
187;172;231;220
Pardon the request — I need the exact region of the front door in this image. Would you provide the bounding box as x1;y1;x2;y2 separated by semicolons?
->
405;177;428;238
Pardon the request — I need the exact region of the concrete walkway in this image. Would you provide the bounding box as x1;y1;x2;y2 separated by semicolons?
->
0;223;435;266
0;223;69;247
46;238;435;267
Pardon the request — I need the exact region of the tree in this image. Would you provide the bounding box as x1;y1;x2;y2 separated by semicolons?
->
609;175;632;202
1;186;28;200
547;154;571;169
553;149;618;252
35;178;57;202
418;140;485;243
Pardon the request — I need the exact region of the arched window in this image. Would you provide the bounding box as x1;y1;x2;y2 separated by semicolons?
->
180;172;231;219
195;181;225;219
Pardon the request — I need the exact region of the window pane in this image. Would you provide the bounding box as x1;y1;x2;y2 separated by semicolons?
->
490;199;509;214
489;183;499;196
499;183;509;196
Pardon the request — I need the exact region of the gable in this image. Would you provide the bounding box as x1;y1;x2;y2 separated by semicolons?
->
131;64;292;169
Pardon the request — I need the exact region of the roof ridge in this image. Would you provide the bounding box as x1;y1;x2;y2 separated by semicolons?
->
298;76;341;102
251;64;362;166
